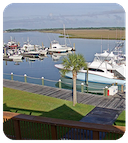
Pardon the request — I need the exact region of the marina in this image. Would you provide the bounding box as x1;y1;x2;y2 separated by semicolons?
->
3;31;126;93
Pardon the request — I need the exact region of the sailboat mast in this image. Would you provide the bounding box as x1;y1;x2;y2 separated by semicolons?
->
101;36;102;53
63;24;66;46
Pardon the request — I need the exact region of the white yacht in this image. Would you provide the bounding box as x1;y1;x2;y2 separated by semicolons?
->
48;25;73;53
55;42;125;85
21;38;47;58
9;54;23;60
48;40;73;53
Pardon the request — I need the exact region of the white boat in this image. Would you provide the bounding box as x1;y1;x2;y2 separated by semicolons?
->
48;40;73;53
23;51;40;58
22;38;47;58
9;54;23;60
55;43;125;85
39;48;48;57
48;25;73;53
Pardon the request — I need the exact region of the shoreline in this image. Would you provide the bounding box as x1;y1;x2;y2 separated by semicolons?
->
4;28;125;40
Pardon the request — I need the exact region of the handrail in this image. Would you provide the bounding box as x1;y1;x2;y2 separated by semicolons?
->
2;111;128;134
3;72;106;90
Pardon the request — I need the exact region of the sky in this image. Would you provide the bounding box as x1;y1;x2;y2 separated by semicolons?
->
3;3;125;30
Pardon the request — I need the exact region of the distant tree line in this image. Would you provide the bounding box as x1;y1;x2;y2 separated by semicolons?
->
4;27;125;32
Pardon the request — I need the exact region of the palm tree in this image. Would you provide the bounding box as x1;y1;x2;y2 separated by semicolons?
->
61;53;87;106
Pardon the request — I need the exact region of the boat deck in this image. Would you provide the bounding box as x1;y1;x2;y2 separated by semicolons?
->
3;79;125;111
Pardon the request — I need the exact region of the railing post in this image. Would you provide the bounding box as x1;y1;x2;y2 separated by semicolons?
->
121;85;123;92
93;131;99;140
104;86;108;96
59;79;61;88
11;72;13;80
13;120;21;139
24;74;27;83
42;77;44;86
81;83;84;93
51;125;58;140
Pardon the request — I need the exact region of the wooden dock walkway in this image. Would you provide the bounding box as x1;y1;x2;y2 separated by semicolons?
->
3;79;125;111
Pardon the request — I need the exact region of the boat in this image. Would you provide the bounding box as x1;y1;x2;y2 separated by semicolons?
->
21;38;37;52
39;48;48;57
48;25;73;53
6;37;20;49
21;38;48;58
55;42;125;85
9;54;23;60
48;40;73;53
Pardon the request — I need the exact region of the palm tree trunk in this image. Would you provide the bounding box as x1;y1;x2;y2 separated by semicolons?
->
73;71;77;106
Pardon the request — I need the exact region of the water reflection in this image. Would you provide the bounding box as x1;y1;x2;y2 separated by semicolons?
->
51;51;72;62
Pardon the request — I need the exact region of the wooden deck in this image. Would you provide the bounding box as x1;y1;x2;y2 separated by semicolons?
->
3;79;125;111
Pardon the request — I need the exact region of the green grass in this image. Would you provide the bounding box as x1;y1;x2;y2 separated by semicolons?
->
3;87;95;121
114;110;125;126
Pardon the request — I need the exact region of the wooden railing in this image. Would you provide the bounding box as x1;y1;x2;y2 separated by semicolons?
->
3;111;125;140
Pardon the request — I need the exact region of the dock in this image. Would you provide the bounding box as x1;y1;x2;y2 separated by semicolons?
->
3;79;125;111
3;56;13;61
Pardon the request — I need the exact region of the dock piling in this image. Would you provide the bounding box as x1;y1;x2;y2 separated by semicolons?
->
11;72;13;80
121;85;124;92
42;77;44;86
104;86;108;96
59;79;61;88
81;83;84;93
24;74;27;83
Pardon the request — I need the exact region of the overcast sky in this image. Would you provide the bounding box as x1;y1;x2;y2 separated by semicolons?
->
3;3;125;30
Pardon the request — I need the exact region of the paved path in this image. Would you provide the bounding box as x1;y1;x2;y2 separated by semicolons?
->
80;107;122;125
3;79;125;111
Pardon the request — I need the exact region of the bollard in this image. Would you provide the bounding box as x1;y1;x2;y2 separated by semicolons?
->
81;83;84;93
121;85;123;92
24;74;27;83
11;72;13;80
59;79;61;88
104;86;108;96
42;77;44;86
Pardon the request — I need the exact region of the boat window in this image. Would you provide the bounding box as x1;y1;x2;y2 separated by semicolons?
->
53;47;57;48
89;68;104;72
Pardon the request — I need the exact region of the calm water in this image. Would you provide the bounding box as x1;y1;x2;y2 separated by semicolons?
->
3;32;125;93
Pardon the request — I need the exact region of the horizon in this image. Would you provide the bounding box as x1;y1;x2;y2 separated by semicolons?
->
4;26;126;31
3;3;125;30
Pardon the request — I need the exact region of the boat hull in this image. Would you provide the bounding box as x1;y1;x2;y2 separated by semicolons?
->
64;71;125;85
9;55;23;60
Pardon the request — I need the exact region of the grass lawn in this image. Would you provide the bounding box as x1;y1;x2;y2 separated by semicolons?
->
3;87;95;121
114;110;125;126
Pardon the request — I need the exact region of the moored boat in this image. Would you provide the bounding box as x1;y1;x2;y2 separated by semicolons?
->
55;42;126;85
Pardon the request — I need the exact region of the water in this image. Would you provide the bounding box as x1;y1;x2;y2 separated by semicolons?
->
3;31;125;93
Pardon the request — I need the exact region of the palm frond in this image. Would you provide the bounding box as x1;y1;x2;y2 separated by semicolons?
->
62;53;88;75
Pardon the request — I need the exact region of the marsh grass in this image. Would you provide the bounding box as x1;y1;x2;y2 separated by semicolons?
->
43;29;125;40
